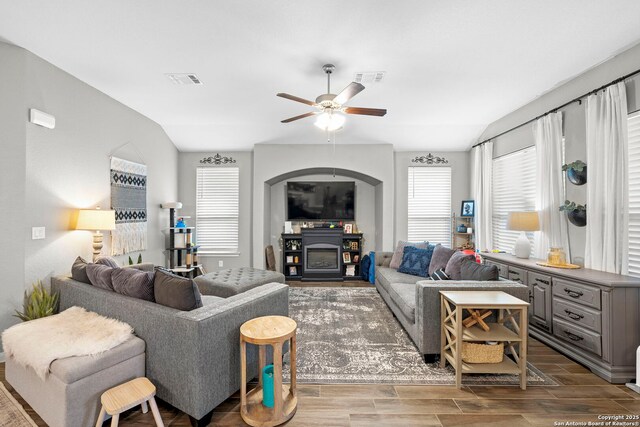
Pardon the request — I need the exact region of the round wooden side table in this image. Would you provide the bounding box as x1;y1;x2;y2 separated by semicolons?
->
240;315;297;427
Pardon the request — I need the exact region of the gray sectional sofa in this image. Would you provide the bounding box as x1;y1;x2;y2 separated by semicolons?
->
374;251;529;361
51;274;288;425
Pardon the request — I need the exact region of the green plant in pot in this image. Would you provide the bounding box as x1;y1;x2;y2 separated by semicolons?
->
14;281;59;321
562;160;587;185
559;200;587;227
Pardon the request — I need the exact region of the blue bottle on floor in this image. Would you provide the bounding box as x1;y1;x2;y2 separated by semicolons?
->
262;364;274;408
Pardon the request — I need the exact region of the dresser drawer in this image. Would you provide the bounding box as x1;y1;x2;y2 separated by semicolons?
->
507;266;527;285
553;318;602;356
528;271;552;287
553;298;602;333
553;278;601;309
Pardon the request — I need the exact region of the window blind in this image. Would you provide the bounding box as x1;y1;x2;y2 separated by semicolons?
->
196;167;239;254
408;166;452;246
492;147;537;253
628;112;640;277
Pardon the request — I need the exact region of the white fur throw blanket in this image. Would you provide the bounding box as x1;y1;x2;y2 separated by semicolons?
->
2;306;133;380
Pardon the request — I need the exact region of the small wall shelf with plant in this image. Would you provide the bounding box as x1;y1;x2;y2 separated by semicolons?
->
562;160;587;186
559;200;586;227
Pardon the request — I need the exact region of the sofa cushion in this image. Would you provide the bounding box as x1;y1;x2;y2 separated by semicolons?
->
430;268;451;280
387;282;416;321
444;251;475;280
376;267;422;293
95;256;120;269
201;295;226;306
194;267;285;298
154;269;203;311
398;245;434;277
429;245;456;276
460;259;499;281
111;268;155;302
86;264;115;290
389;240;429;270
71;256;91;284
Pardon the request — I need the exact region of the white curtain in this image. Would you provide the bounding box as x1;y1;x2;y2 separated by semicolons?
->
534;112;570;260
471;141;493;251
585;82;629;274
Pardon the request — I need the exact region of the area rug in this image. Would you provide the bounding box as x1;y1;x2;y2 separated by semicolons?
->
282;287;556;385
0;382;37;427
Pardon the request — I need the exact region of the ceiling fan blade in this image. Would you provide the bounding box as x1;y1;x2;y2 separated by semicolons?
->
333;82;365;105
281;112;318;123
343;107;387;117
277;93;317;106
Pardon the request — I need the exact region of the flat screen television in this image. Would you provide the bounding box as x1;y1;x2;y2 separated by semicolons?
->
287;181;355;221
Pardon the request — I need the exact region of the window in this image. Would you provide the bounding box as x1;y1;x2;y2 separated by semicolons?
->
492;147;537;253
196;167;239;254
628;112;640;276
408;166;451;246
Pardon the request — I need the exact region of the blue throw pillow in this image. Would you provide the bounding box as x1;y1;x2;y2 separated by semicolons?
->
398;245;435;277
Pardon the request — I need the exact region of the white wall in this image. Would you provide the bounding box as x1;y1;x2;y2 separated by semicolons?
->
269;174;376;272
178;151;253;271
0;42;179;349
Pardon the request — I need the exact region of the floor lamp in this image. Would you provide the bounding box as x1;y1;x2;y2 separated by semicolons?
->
76;207;116;262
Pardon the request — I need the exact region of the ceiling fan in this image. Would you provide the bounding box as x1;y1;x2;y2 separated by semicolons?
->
277;64;387;131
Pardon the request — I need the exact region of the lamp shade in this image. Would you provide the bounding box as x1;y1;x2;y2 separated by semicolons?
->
507;211;540;232
76;208;116;231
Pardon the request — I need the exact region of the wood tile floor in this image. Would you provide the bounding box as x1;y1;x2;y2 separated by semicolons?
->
2;281;639;426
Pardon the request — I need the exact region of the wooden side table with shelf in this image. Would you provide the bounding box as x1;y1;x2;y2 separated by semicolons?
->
440;291;529;389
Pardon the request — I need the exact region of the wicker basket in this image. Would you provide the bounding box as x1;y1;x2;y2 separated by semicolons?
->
461;342;504;364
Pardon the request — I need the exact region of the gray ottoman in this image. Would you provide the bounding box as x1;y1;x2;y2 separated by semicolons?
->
194;267;285;298
5;335;145;427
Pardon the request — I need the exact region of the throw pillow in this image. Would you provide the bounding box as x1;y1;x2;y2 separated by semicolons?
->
430;268;451;281
460;259;499;281
398;245;435;277
154;269;203;311
390;240;429;270
71;256;91;284
428;245;456;276
444;251;476;280
95;256;120;269
111;268;155;302
86;264;115;290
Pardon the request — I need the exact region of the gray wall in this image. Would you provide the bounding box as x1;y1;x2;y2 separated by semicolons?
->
269;174;376;272
394;152;470;243
477;42;640;264
178;152;253;271
1;42;178;350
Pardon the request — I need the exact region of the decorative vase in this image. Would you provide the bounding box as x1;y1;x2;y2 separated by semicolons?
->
567;209;587;227
262;364;274;408
547;247;567;265
457;224;467;233
567;166;587;186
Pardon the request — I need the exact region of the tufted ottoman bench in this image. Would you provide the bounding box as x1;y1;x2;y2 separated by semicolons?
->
194;267;285;298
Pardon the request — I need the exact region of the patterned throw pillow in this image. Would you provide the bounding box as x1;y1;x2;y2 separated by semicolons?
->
86;264;115;290
112;268;155;302
390;240;429;270
398;245;435;277
95;256;120;269
430;268;450;280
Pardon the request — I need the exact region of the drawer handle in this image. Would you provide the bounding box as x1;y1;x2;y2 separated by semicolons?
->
564;288;584;298
508;270;519;275
564;309;584;320
564;330;584;341
535;278;550;285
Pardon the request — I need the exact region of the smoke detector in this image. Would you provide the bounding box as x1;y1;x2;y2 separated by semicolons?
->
353;71;385;85
165;73;203;85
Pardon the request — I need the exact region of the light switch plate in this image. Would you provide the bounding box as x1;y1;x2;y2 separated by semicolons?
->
32;226;46;240
218;260;224;267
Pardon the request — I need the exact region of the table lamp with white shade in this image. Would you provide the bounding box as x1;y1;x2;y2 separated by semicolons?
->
507;211;540;259
76;207;116;261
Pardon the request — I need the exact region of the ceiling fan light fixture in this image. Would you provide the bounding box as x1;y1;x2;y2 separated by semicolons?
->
314;111;345;131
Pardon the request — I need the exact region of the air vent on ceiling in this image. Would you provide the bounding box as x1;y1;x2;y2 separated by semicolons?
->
165;73;203;85
354;71;385;85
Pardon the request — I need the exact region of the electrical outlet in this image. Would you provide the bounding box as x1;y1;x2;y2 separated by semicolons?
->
32;226;46;240
218;260;224;267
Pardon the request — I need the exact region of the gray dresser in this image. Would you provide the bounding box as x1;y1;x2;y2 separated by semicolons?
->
482;252;640;383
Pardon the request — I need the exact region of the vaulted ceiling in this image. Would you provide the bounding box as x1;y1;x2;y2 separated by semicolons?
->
1;1;640;151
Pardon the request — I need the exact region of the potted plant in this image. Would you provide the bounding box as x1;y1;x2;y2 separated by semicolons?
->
14;281;59;321
562;160;587;185
559;200;587;227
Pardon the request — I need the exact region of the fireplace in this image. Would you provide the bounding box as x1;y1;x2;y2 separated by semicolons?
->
301;228;343;281
305;244;340;271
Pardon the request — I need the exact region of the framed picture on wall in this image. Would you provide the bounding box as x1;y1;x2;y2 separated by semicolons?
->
460;200;475;217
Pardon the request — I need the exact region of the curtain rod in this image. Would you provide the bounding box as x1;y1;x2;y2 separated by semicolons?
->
472;67;640;149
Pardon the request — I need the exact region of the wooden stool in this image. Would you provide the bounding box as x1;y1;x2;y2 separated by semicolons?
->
95;377;164;427
240;315;297;427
